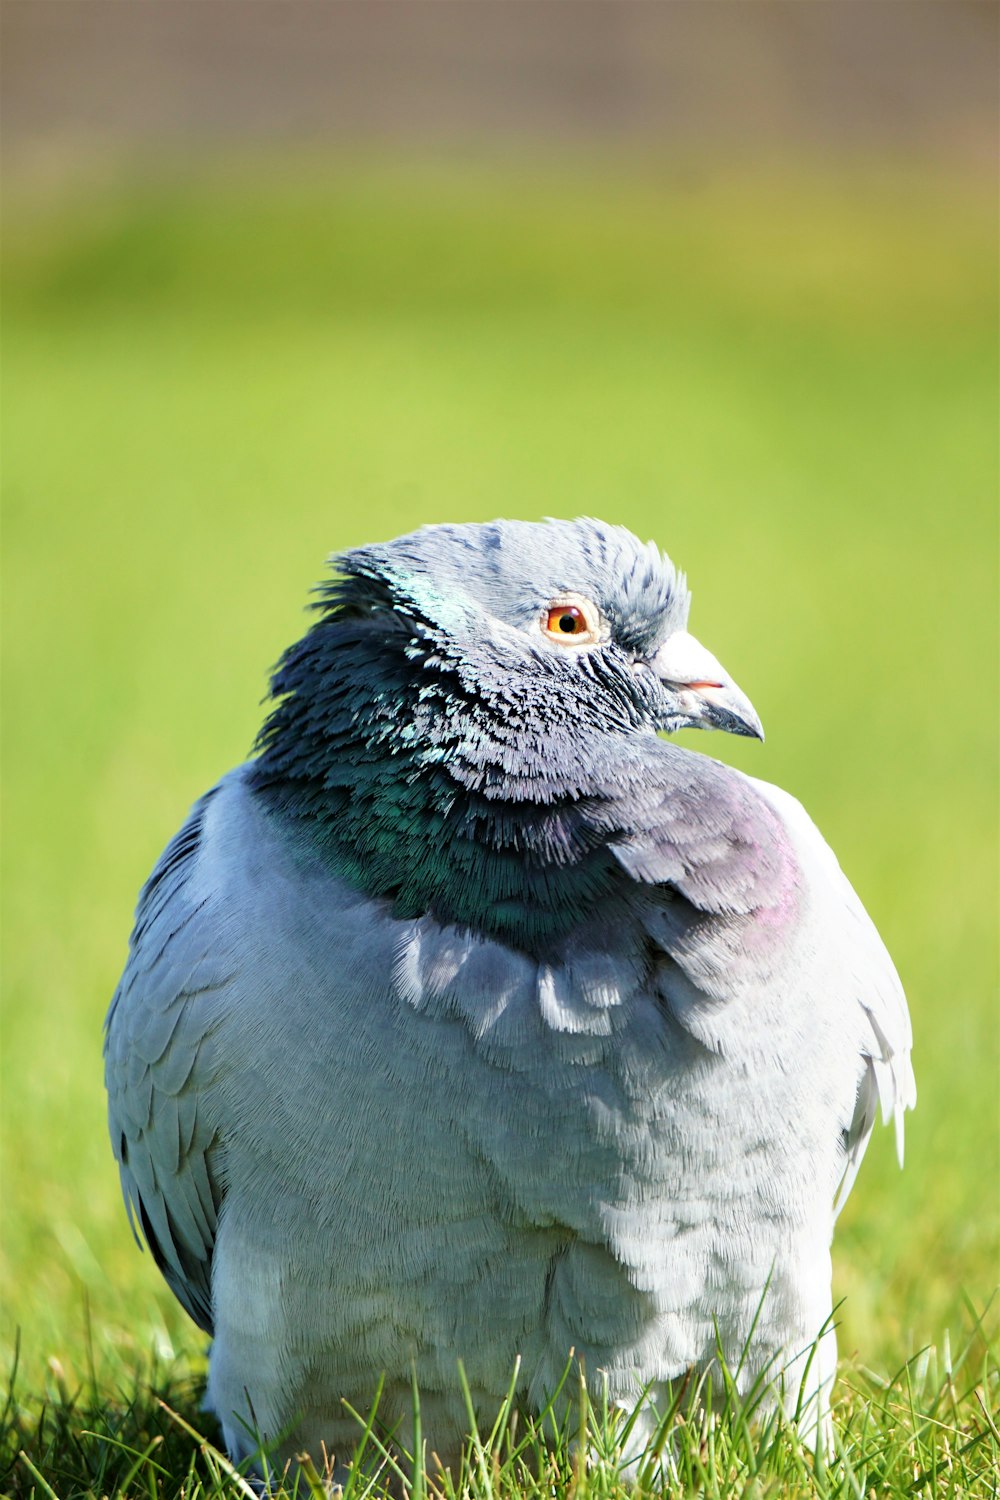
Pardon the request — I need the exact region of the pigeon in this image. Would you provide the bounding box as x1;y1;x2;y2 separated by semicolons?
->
105;517;914;1477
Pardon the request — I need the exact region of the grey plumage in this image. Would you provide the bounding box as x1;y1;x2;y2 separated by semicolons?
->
105;517;914;1474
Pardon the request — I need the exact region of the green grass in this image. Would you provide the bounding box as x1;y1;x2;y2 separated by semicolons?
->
2;151;997;1495
5;1327;1000;1498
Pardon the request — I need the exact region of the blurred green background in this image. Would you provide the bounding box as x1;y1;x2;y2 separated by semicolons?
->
2;2;997;1394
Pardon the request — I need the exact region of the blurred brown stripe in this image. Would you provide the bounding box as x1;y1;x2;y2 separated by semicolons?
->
2;0;996;166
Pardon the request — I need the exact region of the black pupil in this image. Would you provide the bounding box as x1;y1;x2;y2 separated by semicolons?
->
558;612;579;633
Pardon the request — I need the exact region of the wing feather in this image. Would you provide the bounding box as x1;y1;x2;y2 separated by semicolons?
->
601;751;914;1211
105;789;233;1334
737;778;914;1213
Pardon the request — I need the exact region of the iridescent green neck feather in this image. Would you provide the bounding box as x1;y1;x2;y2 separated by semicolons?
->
248;571;654;951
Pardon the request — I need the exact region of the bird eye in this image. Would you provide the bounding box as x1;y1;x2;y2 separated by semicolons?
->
541;595;602;646
548;606;587;635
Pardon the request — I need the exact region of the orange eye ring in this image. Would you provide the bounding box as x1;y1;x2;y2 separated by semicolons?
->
541;594;601;645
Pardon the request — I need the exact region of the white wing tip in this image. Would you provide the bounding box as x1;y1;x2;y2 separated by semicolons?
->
892;1056;917;1168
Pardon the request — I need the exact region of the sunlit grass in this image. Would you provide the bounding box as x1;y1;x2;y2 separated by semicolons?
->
4;1318;999;1498
2;152;997;1494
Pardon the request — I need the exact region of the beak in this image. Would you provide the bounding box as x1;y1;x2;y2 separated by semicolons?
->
650;630;764;741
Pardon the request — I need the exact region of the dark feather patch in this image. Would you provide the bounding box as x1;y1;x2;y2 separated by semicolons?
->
248;534;796;959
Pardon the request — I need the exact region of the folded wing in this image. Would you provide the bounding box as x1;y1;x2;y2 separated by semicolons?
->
104;790;234;1333
593;746;914;1210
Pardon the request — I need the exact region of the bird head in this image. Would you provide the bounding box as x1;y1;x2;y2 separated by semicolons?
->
331;517;763;745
